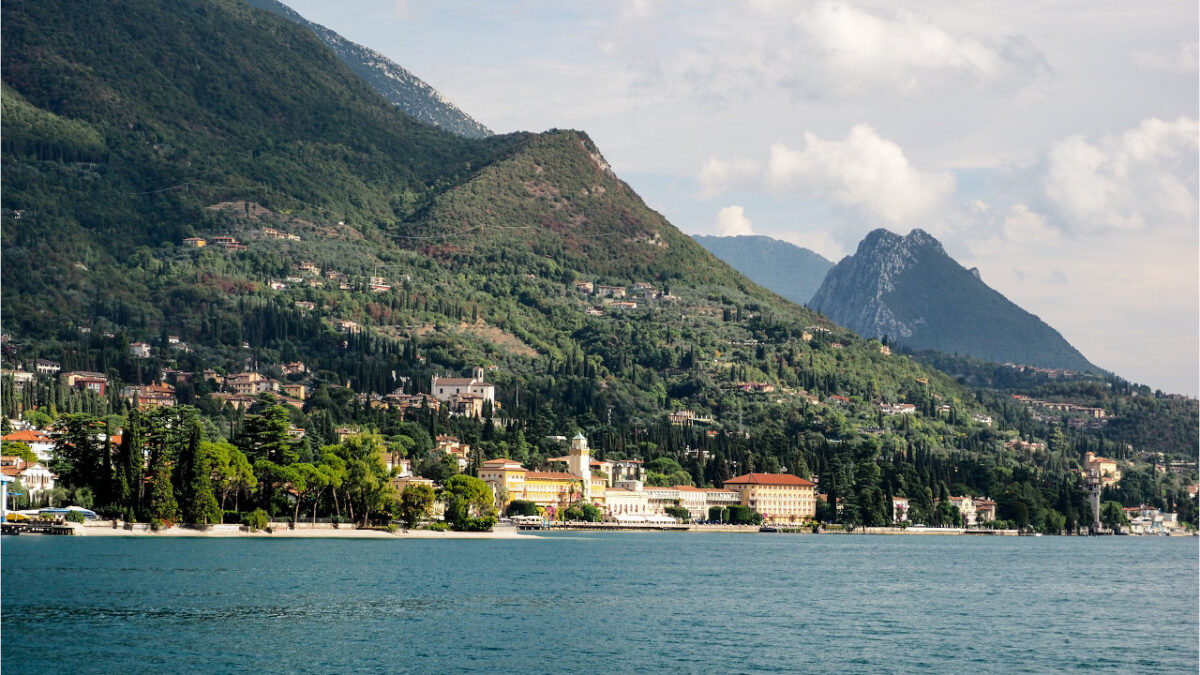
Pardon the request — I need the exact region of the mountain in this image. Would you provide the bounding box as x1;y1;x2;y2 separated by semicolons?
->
247;0;492;139
809;229;1100;373
692;235;833;305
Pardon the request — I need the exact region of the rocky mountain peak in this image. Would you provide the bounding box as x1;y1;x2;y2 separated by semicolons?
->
809;228;1098;371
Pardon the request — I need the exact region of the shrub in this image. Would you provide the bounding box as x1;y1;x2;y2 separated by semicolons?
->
63;510;86;523
222;510;242;525
241;508;269;531
458;515;496;532
664;506;690;523
505;500;539;517
423;521;451;532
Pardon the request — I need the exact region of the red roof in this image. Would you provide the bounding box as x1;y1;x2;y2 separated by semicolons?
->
2;430;51;443
724;472;815;487
481;458;524;468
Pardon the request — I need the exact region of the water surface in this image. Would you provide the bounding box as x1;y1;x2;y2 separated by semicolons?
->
3;533;1196;673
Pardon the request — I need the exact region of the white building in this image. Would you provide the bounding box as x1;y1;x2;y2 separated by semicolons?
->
431;367;495;405
1;429;56;462
0;456;56;502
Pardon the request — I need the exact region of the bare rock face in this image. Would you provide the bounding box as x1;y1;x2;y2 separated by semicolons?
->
810;229;1099;372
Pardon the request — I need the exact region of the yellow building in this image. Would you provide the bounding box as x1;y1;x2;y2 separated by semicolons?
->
723;473;816;523
1084;451;1121;486
479;433;607;517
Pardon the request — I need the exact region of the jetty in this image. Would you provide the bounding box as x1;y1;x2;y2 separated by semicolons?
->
1;521;75;536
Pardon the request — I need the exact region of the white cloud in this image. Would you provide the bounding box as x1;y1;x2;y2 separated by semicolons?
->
766;124;955;223
1132;42;1199;72
1044;117;1199;233
713;205;755;236
777;229;847;262
697;157;760;197
794;2;1046;94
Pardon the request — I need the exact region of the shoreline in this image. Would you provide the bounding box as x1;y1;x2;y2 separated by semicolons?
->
64;521;531;540
16;521;1193;539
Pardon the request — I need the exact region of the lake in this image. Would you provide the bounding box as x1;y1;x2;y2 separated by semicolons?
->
2;533;1196;673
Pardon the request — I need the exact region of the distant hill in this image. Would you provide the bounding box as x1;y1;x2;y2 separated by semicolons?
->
247;0;492;139
809;229;1101;373
692;235;833;306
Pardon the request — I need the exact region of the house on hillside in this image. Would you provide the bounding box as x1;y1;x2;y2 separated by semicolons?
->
2;429;55;462
0;456;56;502
61;371;108;396
431;368;495;405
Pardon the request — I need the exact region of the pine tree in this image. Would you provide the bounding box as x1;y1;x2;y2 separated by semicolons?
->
182;423;221;525
147;451;179;525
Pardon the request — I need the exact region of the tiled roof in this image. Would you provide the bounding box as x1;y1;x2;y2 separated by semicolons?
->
525;471;583;481
3;430;51;443
433;377;485;386
724;472;815;487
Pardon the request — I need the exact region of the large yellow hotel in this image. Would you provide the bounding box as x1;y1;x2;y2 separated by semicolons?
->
722;472;817;523
479;433;606;517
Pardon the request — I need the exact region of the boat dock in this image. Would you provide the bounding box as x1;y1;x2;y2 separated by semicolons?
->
1;521;76;536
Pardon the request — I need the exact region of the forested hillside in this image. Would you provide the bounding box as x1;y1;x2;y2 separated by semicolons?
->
2;0;1193;530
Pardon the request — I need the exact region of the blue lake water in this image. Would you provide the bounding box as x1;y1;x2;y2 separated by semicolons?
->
2;533;1197;673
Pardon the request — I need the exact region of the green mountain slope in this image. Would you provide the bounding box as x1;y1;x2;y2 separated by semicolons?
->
693;235;833;305
1;0;526;339
810;229;1101;373
246;0;493;138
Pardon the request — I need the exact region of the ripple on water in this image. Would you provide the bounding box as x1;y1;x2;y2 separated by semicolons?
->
2;534;1196;674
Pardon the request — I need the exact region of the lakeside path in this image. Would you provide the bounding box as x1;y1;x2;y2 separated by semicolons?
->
67;522;531;540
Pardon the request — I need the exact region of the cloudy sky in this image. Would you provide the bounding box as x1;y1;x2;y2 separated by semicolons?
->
286;0;1198;396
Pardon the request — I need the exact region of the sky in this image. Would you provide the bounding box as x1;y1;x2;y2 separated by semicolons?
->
285;0;1198;396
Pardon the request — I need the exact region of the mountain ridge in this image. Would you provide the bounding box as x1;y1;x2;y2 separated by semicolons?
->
246;0;493;139
810;228;1100;373
692;235;833;306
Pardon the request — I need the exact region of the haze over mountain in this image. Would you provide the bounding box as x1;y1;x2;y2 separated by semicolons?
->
810;229;1100;373
247;0;492;139
692;235;833;306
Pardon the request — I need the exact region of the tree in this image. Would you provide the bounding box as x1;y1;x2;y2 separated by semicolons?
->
565;502;603;522
398;482;436;529
50;413;107;492
442;474;495;531
335;433;395;527
180;427;221;525
113;412;146;518
663;505;690;522
146;451;179;526
209;441;256;511
238;401;296;465
505;500;539;517
2;441;38;465
23;409;52;428
1100;501;1129;531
